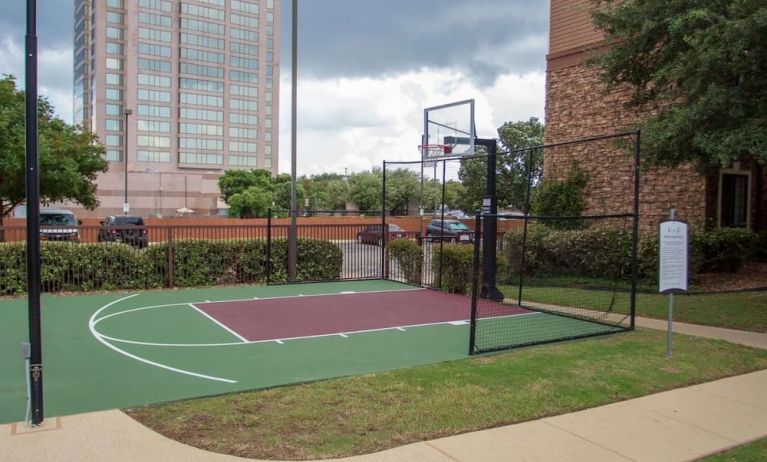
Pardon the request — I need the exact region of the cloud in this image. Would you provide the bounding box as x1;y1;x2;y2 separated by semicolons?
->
279;69;545;176
0;36;73;123
283;0;549;86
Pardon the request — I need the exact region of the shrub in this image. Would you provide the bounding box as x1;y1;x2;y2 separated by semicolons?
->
531;167;589;229
432;243;474;294
0;242;27;295
502;224;633;280
692;228;759;272
0;241;148;294
267;238;343;282
388;239;423;284
1;237;342;294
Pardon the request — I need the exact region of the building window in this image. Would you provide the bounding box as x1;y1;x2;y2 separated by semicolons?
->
105;119;123;131
105;88;122;100
137;150;171;163
106;27;124;40
138;104;171;118
106;150;123;162
105;104;123;116
106;58;123;70
719;171;751;228
106;42;124;54
138;73;172;87
229;155;257;167
137;119;171;132
138;11;171;27
180;152;223;165
138;27;171;42
139;0;172;12
138;135;171;148
138;58;172;73
231;1;258;15
105;135;123;147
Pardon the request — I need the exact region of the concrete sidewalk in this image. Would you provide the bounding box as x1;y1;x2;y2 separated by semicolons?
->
2;320;766;462
2;370;766;462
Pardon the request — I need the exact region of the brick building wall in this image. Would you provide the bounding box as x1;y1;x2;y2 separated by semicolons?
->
545;63;708;232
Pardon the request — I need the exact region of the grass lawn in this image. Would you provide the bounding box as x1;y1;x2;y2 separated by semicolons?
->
126;329;767;460
499;280;767;332
701;438;767;461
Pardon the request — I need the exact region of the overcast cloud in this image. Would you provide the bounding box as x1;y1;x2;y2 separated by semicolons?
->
0;0;549;175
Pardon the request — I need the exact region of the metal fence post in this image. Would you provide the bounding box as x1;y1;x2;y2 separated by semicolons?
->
166;226;174;289
469;214;482;355
630;130;641;330
266;208;272;284
381;161;387;280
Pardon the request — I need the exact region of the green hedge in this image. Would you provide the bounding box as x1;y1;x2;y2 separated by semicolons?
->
503;225;633;280
388;239;423;284
432;244;475;294
0;238;342;295
502;225;760;282
267;238;344;282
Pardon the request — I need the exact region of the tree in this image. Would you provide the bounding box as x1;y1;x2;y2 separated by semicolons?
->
385;168;420;214
227;187;272;219
591;0;767;171
302;173;349;211
272;173;305;211
457;117;544;212
348;169;382;212
0;75;108;226
218;169;272;203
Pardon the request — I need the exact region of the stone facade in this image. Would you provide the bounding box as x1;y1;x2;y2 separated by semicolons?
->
545;63;709;232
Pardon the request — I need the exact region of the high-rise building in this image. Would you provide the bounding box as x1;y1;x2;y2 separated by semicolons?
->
73;0;280;217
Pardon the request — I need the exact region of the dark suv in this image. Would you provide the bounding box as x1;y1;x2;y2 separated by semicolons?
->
98;216;149;248
426;219;474;243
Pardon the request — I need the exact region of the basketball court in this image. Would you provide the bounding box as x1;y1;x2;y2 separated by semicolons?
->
0;278;626;423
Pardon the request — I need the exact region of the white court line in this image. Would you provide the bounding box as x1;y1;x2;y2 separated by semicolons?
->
188;303;248;343
338;333;348;338
98;311;545;348
194;286;426;305
88;295;237;384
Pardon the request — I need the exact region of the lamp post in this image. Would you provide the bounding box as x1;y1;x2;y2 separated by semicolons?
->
288;0;298;281
123;108;132;215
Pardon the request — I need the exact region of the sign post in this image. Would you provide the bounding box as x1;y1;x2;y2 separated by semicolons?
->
658;209;688;357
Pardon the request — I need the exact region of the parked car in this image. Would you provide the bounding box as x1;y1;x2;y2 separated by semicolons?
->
40;208;81;242
98;215;149;248
356;224;407;246
426;219;474;243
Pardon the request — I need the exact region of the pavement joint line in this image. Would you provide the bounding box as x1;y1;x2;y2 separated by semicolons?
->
541;420;638;462
688;387;767;411
423;441;466;462
624;401;739;444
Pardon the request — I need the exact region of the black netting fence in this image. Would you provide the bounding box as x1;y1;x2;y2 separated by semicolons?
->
469;131;640;353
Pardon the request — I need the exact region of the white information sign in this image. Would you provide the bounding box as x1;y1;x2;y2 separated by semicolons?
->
659;220;688;294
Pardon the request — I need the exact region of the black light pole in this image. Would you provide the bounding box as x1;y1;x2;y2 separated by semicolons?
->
287;0;298;281
123;108;132;215
25;0;44;426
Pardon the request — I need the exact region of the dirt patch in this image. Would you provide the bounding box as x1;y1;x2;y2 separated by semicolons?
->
695;261;767;292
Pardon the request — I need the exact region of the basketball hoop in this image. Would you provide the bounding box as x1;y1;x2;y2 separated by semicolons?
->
418;144;453;159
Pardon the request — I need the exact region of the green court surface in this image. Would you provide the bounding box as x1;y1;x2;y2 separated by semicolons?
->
0;280;623;423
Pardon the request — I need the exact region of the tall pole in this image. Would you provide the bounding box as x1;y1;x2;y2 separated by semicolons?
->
25;0;44;426
123;108;132;215
478;138;502;301
288;0;298;281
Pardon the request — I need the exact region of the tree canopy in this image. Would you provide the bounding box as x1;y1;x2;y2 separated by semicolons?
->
219;169;305;218
457;117;544;212
0;75;107;221
592;0;767;171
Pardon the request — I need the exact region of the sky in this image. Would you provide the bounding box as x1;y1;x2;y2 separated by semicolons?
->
0;0;549;176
